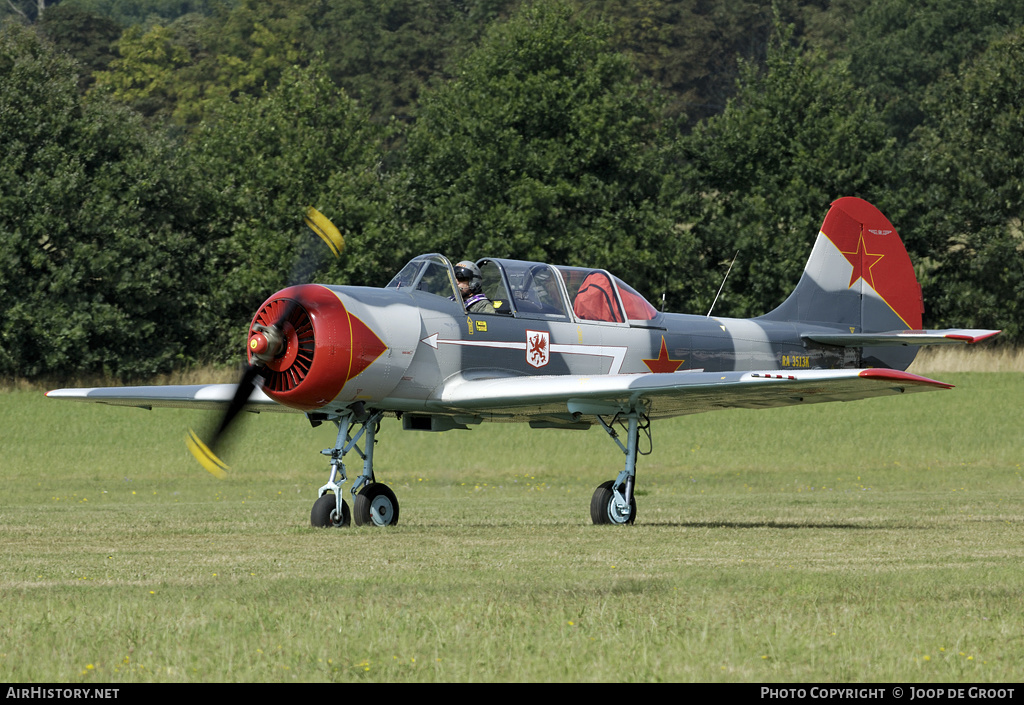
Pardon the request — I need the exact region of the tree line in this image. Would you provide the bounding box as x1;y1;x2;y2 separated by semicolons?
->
1;0;1022;382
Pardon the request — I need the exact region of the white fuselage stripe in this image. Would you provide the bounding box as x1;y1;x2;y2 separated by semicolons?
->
422;336;627;374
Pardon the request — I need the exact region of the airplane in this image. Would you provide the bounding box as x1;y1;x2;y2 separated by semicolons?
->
47;197;1000;527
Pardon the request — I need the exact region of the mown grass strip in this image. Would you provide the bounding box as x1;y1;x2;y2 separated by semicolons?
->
1;371;1021;682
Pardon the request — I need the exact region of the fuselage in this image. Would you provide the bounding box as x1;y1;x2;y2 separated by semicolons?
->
248;254;864;418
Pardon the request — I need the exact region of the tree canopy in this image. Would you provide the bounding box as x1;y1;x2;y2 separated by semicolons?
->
393;3;682;289
0;21;212;379
677;20;898;316
903;23;1024;341
2;0;1022;381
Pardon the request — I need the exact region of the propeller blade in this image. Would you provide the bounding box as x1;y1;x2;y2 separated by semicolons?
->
304;206;344;259
214;363;264;441
186;207;343;476
186;428;228;479
186;363;263;478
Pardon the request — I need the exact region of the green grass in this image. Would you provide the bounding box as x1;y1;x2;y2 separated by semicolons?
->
1;372;1022;682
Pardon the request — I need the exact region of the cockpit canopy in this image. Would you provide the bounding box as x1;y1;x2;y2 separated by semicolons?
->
386;254;659;324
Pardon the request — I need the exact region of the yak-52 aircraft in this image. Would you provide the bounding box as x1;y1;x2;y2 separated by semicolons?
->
48;198;999;526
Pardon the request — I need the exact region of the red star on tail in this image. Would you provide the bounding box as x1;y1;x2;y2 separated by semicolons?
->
840;232;885;290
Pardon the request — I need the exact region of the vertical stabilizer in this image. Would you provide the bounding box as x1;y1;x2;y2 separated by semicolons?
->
761;197;924;368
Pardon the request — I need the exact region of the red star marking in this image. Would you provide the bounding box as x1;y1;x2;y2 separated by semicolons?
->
840;232;886;290
642;336;684;373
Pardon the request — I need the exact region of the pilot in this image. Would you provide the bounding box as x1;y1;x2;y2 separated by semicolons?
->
454;260;492;313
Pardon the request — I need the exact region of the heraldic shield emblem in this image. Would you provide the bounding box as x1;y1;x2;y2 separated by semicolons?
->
526;330;550;368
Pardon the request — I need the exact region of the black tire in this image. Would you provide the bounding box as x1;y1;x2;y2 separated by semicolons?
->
311;493;351;528
590;480;636;525
354;483;400;527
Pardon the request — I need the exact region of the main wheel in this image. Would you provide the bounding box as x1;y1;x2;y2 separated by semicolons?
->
590;480;637;525
354;483;400;526
311;493;351;528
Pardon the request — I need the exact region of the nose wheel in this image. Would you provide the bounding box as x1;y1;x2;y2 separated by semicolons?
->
311;492;351;528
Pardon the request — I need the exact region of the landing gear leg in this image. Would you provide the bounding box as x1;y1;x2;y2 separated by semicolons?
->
311;408;399;528
590;408;647;525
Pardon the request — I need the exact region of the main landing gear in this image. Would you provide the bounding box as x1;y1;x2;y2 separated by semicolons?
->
310;407;400;528
589;407;650;525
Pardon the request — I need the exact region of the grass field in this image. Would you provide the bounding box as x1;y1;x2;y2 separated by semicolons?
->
1;366;1022;682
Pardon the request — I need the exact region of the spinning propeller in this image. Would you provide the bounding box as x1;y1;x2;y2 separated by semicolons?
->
186;207;345;478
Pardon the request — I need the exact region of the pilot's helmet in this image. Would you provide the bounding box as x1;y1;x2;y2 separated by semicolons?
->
454;260;483;294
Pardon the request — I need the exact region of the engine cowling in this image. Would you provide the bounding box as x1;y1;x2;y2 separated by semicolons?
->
247;284;389;411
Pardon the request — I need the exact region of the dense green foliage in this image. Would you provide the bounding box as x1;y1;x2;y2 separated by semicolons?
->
904;24;1024;340
183;59;387;354
0;23;213;379
679;21;899;315
392;4;686;291
1;0;1022;380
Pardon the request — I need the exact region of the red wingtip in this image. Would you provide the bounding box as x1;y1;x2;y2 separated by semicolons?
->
945;330;1002;344
858;368;954;390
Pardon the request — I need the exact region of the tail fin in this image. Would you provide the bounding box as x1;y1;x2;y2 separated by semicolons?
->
762;197;924;369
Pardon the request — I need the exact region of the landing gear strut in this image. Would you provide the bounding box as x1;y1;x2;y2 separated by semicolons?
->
590;407;649;525
310;407;400;528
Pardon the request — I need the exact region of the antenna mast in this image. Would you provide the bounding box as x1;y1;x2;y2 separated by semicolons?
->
706;252;738;317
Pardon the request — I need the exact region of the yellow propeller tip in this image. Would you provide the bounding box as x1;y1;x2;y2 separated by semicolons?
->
186;429;229;479
304;206;344;258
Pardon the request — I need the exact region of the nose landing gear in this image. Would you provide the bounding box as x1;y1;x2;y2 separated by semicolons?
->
310;408;400;528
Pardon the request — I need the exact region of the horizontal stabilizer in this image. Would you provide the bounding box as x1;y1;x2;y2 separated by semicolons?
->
803;329;1001;348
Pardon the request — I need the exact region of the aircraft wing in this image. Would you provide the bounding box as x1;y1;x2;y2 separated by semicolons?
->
45;384;295;413
429;368;954;421
47;368;956;422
